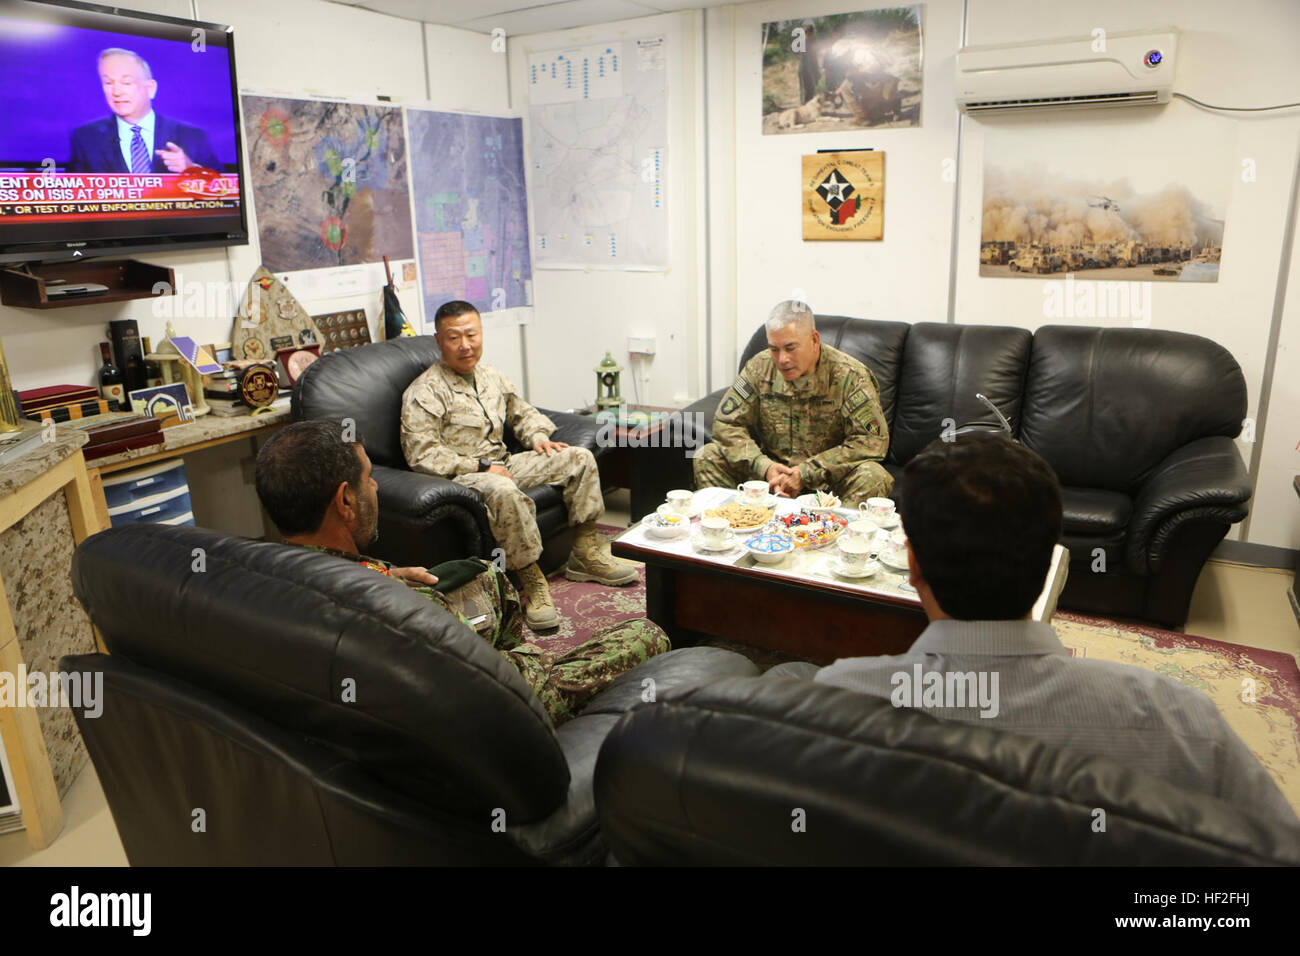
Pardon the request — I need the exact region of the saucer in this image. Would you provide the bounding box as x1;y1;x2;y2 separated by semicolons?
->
878;551;910;572
856;512;900;530
692;534;738;554
830;557;879;579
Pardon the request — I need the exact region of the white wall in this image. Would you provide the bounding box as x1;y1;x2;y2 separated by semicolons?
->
723;0;963;347
4;0;1297;553
0;0;509;534
0;0;518;396
507;10;707;411
951;0;1300;548
705;0;1300;551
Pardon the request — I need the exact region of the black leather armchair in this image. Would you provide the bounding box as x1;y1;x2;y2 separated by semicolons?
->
293;337;605;573
637;317;1251;627
594;677;1300;865
66;524;757;865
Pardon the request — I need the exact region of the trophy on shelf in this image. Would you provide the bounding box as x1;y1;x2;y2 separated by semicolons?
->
150;321;223;417
0;336;23;434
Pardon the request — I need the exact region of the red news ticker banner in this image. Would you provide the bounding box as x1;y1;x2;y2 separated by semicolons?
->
0;172;241;223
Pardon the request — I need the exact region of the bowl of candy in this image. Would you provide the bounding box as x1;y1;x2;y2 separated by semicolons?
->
641;507;690;539
778;510;849;549
744;532;795;564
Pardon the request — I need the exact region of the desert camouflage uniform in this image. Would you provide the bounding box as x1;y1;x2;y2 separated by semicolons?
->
400;361;604;571
693;343;893;506
307;546;670;725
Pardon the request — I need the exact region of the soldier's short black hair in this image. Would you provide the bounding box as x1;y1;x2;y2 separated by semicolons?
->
434;300;479;330
255;420;366;536
899;433;1062;620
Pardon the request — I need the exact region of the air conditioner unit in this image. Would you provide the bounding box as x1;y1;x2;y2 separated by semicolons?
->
956;29;1178;114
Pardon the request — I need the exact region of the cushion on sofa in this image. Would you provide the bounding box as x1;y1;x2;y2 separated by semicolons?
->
886;323;1032;466
1019;327;1247;493
739;315;911;426
1061;487;1132;535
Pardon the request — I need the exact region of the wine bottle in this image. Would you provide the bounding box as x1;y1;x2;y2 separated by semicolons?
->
141;337;164;388
98;342;125;411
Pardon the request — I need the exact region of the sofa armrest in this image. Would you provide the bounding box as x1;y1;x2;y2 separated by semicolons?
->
539;408;604;456
1126;437;1251;573
506;712;620;866
371;463;495;565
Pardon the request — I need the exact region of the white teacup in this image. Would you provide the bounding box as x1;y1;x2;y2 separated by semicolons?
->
847;519;877;540
700;515;732;548
859;497;896;522
890;527;908;547
737;480;769;503
667;489;694;514
837;535;871;571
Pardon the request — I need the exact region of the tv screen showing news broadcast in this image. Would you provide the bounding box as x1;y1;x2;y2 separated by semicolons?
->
0;0;248;261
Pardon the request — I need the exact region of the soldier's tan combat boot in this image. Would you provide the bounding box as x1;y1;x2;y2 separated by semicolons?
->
565;521;638;586
515;562;560;631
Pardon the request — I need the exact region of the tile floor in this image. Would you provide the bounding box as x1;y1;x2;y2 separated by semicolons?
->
3;488;1296;866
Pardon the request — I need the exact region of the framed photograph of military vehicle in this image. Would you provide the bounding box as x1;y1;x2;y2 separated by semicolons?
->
979;120;1229;283
761;6;923;135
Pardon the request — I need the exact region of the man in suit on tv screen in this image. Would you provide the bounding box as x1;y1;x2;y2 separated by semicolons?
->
68;48;220;174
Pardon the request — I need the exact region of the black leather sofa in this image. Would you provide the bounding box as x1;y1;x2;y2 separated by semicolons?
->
636;317;1251;628
293;336;605;573
594;676;1300;865
66;524;757;865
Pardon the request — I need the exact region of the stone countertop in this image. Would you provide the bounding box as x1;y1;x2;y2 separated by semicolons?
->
85;406;292;471
0;430;88;500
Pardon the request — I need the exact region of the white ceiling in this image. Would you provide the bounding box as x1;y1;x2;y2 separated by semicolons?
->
328;0;735;35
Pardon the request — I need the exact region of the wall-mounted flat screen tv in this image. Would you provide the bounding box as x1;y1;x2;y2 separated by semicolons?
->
0;0;249;263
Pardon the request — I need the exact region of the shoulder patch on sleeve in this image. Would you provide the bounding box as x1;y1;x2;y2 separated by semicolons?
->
732;377;754;401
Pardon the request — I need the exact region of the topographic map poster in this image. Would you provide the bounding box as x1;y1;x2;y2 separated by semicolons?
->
407;110;532;315
242;95;414;272
527;36;668;270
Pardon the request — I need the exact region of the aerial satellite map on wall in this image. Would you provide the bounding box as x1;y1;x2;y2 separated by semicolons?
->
241;95;415;272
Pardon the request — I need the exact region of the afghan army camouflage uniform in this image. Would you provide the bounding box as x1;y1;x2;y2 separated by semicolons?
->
400;361;605;571
306;546;669;725
693;343;893;506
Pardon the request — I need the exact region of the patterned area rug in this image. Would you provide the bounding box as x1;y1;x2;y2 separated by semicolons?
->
535;528;1300;815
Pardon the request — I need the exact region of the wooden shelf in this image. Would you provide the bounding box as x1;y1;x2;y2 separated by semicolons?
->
0;259;175;309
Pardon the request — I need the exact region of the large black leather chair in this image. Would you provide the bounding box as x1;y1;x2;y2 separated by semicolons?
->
66;524;757;865
639;317;1250;627
594;676;1300;865
293;337;605;573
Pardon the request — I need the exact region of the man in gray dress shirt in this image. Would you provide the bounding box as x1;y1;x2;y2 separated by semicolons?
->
811;433;1297;825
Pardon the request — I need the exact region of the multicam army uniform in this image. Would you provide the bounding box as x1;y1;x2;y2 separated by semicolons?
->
400;361;604;571
693;343;893;506
306;546;670;726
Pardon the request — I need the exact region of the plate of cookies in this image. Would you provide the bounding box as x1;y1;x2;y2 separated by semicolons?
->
704;500;775;533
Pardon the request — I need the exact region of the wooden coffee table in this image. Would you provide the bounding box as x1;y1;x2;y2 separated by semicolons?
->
613;487;1069;663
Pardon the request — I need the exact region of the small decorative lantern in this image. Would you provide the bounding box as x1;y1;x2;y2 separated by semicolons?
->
595;351;624;410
